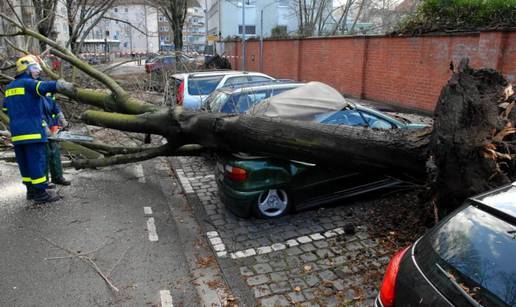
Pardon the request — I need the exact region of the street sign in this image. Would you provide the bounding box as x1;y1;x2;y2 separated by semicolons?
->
207;35;218;42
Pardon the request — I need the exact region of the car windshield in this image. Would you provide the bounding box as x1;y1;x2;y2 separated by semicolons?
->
221;90;270;113
188;76;224;96
205;91;229;112
317;107;393;128
417;204;516;306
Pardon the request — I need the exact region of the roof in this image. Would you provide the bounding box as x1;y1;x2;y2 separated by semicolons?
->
247;81;349;121
172;70;239;79
220;82;303;94
473;182;516;218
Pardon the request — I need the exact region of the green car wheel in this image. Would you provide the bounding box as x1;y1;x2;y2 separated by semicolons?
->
253;189;291;219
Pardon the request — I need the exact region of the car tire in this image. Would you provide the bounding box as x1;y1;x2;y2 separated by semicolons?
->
253;188;291;219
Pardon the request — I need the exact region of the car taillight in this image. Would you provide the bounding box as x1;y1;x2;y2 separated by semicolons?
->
224;165;247;181
177;81;184;105
379;245;411;307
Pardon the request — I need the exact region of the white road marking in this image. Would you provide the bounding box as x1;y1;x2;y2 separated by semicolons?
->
208;226;350;260
175;169;194;193
143;206;153;216
160;290;174;307
147;217;159;242
135;164;146;183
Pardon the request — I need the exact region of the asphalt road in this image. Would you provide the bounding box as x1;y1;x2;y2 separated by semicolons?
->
0;159;199;306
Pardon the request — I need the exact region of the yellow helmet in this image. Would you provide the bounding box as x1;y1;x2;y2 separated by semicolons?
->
16;55;41;74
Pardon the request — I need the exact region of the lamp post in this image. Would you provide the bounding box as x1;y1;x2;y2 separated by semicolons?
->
241;0;246;70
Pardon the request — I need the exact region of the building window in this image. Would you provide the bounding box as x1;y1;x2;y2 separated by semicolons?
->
238;25;256;35
114;7;118;12
278;0;289;7
123;42;128;47
125;8;128;12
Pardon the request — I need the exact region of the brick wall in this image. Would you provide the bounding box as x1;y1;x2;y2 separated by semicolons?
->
223;31;516;112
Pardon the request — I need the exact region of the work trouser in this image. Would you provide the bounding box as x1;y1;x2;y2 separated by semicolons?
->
46;140;63;181
13;142;48;190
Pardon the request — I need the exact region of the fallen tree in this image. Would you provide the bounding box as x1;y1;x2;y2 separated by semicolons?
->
0;11;514;217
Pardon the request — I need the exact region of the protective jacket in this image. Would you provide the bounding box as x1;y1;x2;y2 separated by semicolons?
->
43;94;63;128
2;73;57;144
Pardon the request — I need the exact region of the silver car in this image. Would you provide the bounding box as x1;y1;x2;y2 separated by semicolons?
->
172;71;275;110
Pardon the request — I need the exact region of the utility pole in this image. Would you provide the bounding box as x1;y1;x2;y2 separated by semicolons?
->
241;0;246;70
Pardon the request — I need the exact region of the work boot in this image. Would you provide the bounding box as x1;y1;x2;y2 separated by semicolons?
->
52;177;71;186
32;189;60;204
47;183;57;189
26;185;35;200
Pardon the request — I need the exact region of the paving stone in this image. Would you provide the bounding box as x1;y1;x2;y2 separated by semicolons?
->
289;277;308;289
255;255;270;263
270;271;288;282
287;291;306;303
300;252;318;262
246;274;269;286
297;236;312;244
270;281;291;294
253;263;273;274
303;274;320;287
259;295;290;306
315;249;334;259
240;266;254;276
318;270;338;281
301;288;317;301
299;301;320;307
346;241;364;251
286;246;303;256
300;243;316;252
270;259;288;270
313;240;329;249
253;284;272;298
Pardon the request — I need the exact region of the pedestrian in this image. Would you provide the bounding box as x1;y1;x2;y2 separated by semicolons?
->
42;92;71;186
1;55;75;203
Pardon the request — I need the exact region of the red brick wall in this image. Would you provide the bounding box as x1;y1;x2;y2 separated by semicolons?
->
223;31;516;112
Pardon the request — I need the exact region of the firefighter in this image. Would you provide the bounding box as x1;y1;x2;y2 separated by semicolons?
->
2;55;74;203
43;92;71;186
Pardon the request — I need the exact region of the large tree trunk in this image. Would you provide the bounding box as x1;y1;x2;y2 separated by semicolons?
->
429;59;515;214
1;13;515;217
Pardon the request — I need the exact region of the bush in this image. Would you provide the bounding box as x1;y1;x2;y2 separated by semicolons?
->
396;0;516;34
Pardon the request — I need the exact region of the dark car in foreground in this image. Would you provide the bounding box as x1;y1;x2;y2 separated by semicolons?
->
376;182;516;307
215;82;429;218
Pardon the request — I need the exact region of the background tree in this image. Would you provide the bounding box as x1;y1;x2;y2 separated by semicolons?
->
153;0;191;52
32;0;58;51
66;0;115;54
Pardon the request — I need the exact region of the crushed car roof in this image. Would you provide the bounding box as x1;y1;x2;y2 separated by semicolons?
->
247;81;349;120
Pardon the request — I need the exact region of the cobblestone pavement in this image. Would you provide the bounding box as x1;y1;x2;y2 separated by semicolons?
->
173;156;424;306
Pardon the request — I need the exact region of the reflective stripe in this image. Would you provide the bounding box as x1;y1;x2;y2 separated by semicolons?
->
5;87;25;97
52;114;56;118
32;176;47;184
22;177;31;183
42;121;47;127
2;108;7;112
36;81;43;97
11;133;42;142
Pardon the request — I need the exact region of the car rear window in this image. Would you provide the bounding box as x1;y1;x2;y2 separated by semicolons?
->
188;76;224;95
417;204;516;306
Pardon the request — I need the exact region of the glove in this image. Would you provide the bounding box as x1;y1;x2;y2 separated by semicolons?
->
57;112;68;128
56;79;76;95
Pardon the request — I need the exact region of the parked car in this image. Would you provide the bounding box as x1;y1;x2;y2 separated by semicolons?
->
215;82;429;218
145;54;196;73
172;71;275;110
376;182;516;307
201;81;303;113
